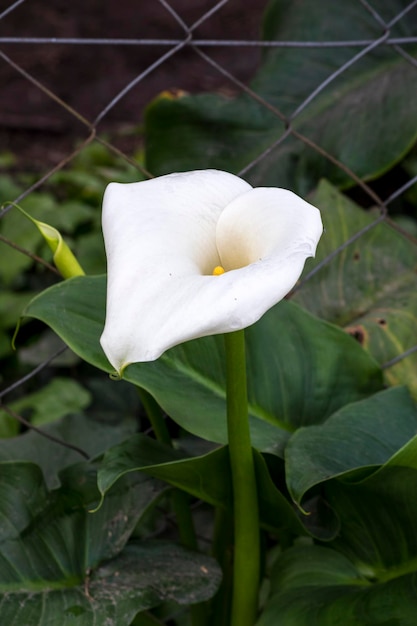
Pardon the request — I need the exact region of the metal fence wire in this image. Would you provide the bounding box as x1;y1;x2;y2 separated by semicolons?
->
1;0;417;404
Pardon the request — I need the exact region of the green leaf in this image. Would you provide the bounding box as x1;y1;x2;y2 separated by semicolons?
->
0;461;220;625
253;452;315;538
97;434;231;508
47;141;145;202
22;275;383;454
0;377;91;429
0;543;220;626
325;440;417;574
0;460;159;584
294;180;417;395
257;545;417;626
49;170;107;200
286;386;417;506
269;544;367;592
20;193;93;235
0;411;136;488
145;0;417;194
0;173;22;204
97;434;311;537
286;386;417;575
20;276;108;374
0;406;17;438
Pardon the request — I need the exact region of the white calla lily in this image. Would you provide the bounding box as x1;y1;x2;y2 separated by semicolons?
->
100;169;323;373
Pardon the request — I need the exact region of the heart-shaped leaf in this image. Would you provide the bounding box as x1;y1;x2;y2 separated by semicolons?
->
97;434;230;507
97;434;312;537
286;386;417;574
325;441;417;573
145;0;417;194
294;180;417;394
0;460;220;625
257;544;417;626
22;275;383;454
286;386;417;505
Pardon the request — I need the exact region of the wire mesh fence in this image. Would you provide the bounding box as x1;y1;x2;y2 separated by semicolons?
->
1;0;417;412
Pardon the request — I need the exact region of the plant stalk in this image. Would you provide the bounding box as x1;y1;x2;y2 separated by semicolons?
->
224;330;260;626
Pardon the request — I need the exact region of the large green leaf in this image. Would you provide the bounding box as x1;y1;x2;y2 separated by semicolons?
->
254;452;309;538
145;0;417;194
21;275;383;454
0;461;220;625
257;545;417;626
294;180;417;394
295;180;417;324
286;387;417;575
97;434;311;537
97;434;230;507
0;461;157;580
325;443;417;573
286;386;417;505
0;542;221;626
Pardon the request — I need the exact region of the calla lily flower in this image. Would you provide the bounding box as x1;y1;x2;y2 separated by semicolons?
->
100;169;323;373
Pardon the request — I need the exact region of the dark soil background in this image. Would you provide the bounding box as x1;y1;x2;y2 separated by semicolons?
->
0;0;268;169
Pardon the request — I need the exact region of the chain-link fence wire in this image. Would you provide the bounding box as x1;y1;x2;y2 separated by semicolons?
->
1;0;417;435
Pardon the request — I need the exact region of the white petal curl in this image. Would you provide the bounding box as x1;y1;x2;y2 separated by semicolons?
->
99;170;323;373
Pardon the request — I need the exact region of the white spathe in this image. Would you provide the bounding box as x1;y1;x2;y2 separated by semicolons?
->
100;169;323;373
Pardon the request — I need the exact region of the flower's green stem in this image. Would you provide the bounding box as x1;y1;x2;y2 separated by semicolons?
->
224;330;260;626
